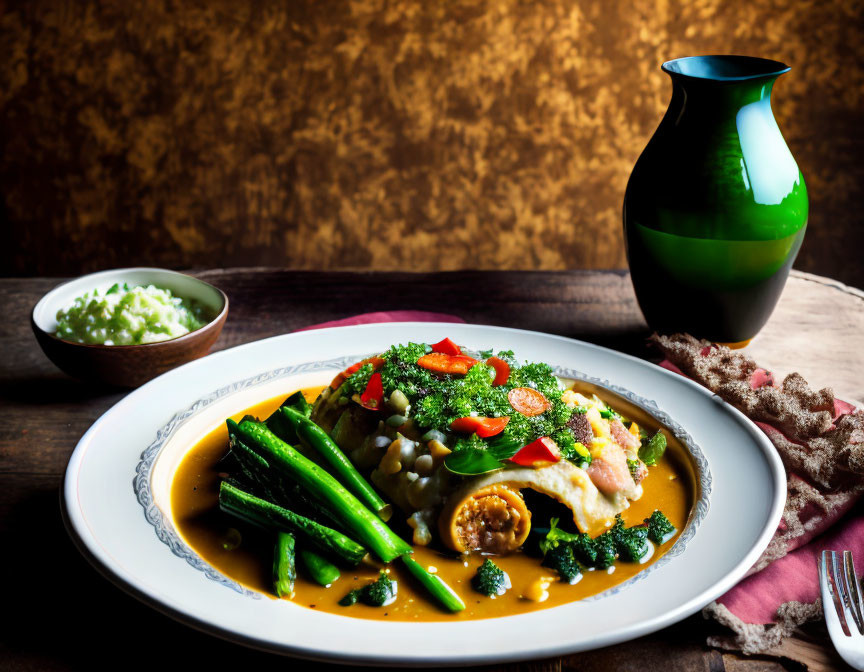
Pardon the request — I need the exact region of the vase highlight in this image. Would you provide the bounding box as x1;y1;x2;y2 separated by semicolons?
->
623;55;808;344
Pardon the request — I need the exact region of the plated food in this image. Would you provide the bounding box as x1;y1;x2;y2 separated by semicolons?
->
63;323;783;664
172;338;694;620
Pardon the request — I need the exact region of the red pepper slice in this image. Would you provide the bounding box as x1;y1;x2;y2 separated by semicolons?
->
330;355;386;389
509;436;560;467
449;415;510;438
508;387;552;417
359;372;384;410
417;352;479;376
486;356;510;386
431;337;462;356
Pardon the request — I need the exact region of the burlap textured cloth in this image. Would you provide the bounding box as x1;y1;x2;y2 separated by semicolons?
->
652;333;864;653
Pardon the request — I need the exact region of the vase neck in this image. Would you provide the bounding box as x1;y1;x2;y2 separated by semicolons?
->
668;77;778;118
662;55;788;111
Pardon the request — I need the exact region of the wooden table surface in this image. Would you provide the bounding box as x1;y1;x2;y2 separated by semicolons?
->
2;269;862;672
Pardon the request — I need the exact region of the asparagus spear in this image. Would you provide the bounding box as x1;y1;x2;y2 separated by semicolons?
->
218;480;366;565
273;532;297;598
400;556;465;613
226;423;274;491
299;548;341;586
228;420;338;526
274;407;392;521
235;419;411;563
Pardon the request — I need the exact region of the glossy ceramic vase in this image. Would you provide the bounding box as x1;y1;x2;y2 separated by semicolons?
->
623;56;808;344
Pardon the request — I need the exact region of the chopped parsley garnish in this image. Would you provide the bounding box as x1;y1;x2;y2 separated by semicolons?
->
372;342;580;468
345;362;374;395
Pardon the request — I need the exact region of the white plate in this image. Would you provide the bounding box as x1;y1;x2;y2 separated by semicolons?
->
62;323;785;666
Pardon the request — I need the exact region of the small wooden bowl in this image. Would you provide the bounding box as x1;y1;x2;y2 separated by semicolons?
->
32;268;228;388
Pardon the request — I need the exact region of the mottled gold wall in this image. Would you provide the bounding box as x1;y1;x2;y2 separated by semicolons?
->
1;1;862;286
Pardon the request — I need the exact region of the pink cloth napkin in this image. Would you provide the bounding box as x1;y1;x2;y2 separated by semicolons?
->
719;513;864;624
655;349;864;638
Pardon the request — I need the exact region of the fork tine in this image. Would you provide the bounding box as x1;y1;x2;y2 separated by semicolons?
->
843;551;864;636
822;550;851;637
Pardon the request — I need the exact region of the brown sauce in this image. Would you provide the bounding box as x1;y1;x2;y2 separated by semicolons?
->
171;384;696;621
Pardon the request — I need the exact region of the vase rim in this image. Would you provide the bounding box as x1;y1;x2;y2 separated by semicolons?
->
661;55;791;82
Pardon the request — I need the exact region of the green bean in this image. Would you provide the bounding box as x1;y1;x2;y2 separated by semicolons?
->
400;556;465;613
236;420;411;562
299;548;341;586
218;480;366;565
274;407;391;521
228;419;337;525
273;532;297;598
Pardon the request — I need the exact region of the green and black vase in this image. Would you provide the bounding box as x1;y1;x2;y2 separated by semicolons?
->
624;56;807;345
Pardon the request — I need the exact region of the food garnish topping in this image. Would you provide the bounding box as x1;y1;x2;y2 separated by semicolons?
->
508;436;561;467
359;372;384;410
430;337;462;356
486;356;511;386
416;352;479;375
449;415;510;438
508;387;552;417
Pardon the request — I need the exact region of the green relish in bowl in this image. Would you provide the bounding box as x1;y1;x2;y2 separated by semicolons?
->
54;282;210;346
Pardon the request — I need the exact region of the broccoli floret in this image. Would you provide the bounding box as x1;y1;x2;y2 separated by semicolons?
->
627;459;640;480
338;589;359;606
609;516;649;562
645;510;676;544
540;518;597;569
570;531;598;566
339;571;397;607
593;533;617;569
471;559;511;596
542;542;582;585
541;515;658;573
